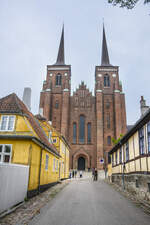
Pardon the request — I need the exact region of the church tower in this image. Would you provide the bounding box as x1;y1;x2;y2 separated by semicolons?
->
39;25;127;172
39;26;71;138
95;25;126;170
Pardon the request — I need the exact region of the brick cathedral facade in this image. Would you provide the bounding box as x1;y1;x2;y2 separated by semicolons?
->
39;26;127;171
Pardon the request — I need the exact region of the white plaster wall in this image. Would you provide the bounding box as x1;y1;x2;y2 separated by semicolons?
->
0;163;29;213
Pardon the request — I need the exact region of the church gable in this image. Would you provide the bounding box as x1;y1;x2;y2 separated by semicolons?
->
72;82;94;109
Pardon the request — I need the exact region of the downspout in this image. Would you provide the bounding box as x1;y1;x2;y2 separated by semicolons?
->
38;147;43;194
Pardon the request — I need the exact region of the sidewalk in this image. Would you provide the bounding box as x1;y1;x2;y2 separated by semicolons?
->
0;180;70;225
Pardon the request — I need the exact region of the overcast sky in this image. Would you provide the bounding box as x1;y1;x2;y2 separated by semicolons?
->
0;0;150;125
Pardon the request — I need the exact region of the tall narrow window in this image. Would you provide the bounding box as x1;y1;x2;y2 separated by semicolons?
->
56;74;62;85
73;123;77;144
139;127;144;155
79;115;85;143
119;147;122;163
147;122;150;153
115;152;118;165
104;74;110;87
106;114;110;129
0;116;15;131
87;123;91;143
126;142;129;162
107;136;111;145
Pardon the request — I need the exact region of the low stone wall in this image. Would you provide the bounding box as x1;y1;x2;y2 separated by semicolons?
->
112;173;150;202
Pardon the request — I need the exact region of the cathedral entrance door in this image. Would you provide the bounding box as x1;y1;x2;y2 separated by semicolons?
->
78;157;85;170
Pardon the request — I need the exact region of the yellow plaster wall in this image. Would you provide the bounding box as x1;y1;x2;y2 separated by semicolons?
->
129;137;134;160
134;132;140;158
141;157;147;172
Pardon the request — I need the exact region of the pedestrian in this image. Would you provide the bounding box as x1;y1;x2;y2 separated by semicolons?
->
69;170;72;179
79;170;82;178
75;170;77;178
94;168;98;181
72;170;74;178
92;168;95;181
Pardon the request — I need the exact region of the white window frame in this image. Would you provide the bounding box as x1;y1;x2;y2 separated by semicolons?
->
0;115;15;132
45;154;49;171
0;144;12;163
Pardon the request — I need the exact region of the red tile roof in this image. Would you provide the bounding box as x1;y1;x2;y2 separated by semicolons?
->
0;93;59;156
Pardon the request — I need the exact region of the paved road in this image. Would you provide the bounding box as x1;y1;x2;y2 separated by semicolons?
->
29;179;150;225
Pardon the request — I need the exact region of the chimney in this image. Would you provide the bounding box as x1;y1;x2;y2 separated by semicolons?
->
23;87;31;111
140;96;149;116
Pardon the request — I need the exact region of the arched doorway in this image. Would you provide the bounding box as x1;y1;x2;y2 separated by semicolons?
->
78;157;85;170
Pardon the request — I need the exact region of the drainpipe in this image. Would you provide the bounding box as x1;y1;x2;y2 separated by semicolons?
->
38;148;43;194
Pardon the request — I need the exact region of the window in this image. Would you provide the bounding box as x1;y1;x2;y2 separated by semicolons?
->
79;115;85;143
112;153;114;166
107;136;111;145
106;114;110;129
45;154;49;170
147;122;150;153
56;74;62;85
87;123;91;143
56;160;58;170
115;152;118;165
125;142;129;161
104;74;110;87
119;147;122;163
55;101;59;109
139;127;144;155
73;123;77;143
53;158;55;171
0;145;12;163
53;138;57;144
108;154;111;164
0;116;15;131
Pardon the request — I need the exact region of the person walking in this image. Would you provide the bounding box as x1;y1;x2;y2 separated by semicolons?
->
79;170;82;178
72;170;74;178
94;168;98;181
92;168;95;181
75;170;77;178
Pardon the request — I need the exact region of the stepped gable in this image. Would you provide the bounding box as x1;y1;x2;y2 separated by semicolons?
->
0;93;59;156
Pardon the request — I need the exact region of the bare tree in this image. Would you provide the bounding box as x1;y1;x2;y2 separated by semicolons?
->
108;0;150;9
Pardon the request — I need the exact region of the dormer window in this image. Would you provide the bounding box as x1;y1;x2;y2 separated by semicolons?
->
104;74;110;87
56;74;62;86
0;115;15;131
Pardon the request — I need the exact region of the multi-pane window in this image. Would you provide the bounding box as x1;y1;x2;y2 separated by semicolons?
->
112;153;114;166
115;152;118;165
107;136;111;145
87;123;91;143
0;145;12;163
45;154;49;170
73;123;77;143
0;116;15;131
139;127;144;155
79;115;85;143
104;74;110;87
56;74;62;85
119;147;122;163
125;142;129;161
147;122;150;153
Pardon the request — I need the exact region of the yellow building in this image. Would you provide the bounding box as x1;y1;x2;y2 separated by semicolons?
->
109;109;150;200
0;93;61;197
35;114;70;180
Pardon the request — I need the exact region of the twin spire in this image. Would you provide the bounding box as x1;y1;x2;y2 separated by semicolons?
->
55;24;111;66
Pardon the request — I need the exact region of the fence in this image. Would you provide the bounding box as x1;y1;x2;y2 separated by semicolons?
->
0;163;29;214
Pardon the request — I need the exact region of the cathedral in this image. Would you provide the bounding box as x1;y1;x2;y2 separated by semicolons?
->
39;25;127;171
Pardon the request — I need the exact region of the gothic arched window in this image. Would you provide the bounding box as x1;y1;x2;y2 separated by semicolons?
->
73;123;77;144
56;74;62;86
107;136;111;145
87;123;91;143
104;74;110;87
79;115;85;143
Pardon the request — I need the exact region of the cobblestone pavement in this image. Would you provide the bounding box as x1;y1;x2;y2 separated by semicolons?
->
0;180;70;225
